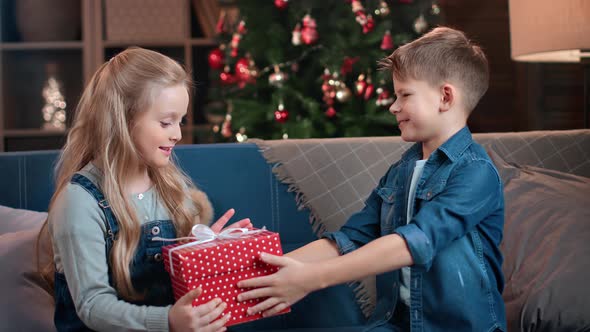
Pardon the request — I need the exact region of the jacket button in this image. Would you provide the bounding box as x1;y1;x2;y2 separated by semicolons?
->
154;253;163;261
426;191;432;198
151;226;160;235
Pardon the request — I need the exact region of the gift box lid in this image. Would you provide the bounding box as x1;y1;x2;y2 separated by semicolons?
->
162;228;283;281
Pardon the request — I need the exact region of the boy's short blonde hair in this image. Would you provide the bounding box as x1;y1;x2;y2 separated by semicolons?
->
380;26;489;113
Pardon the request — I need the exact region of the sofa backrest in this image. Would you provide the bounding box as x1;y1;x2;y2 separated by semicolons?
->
1;129;588;235
0;144;320;250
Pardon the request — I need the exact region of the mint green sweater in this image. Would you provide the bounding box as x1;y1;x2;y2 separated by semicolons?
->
49;164;172;331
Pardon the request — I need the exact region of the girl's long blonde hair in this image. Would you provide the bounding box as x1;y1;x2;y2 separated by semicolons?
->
38;47;211;301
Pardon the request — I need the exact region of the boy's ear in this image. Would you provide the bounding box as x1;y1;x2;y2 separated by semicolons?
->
439;83;455;112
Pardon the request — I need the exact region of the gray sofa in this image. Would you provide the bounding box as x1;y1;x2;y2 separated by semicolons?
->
1;129;589;331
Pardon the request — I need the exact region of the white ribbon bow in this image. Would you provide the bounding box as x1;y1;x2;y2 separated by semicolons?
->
153;224;265;276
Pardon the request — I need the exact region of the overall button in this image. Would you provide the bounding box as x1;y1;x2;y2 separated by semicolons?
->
154;253;163;262
151;226;161;235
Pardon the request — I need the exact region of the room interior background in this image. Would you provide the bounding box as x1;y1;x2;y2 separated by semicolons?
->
0;0;585;152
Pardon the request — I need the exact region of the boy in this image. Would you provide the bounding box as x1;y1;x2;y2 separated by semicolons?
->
238;27;506;332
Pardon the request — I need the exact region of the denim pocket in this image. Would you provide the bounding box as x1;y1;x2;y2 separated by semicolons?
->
376;187;396;233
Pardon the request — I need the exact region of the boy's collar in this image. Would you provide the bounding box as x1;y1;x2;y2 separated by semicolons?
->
400;126;473;162
437;126;473;162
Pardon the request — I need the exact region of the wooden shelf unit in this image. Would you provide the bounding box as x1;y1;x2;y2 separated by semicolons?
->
0;0;221;152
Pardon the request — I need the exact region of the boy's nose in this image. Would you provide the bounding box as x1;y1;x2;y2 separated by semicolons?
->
389;101;401;114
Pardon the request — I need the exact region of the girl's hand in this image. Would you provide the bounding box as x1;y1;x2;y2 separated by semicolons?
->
169;288;231;332
210;208;253;233
236;253;315;317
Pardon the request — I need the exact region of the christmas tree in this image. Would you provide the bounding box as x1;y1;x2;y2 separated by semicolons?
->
206;0;442;141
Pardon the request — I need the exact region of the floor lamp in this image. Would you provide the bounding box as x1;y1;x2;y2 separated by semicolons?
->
508;0;590;128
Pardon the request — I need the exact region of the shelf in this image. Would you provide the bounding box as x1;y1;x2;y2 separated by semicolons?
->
189;38;217;46
103;40;186;48
0;41;84;51
102;39;216;48
4;129;68;138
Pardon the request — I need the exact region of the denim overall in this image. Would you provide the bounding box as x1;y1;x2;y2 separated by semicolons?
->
54;174;176;331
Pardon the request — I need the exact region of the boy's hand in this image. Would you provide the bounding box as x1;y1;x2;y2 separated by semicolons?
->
169;288;230;332
210;208;253;233
236;253;315;317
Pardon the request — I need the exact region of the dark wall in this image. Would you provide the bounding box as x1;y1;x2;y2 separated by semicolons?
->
440;0;585;132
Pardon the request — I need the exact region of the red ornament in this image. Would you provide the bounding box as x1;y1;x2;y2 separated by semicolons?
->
341;56;359;76
208;47;225;70
355;74;367;96
216;10;226;34
274;104;289;123
301;14;318;45
237;20;247;34
380;30;394;50
376;87;395;107
325;107;337;118
220;66;236;85
351;0;374;34
364;82;375;100
362;15;375;34
221;114;233;138
274;0;288;10
235;58;251;82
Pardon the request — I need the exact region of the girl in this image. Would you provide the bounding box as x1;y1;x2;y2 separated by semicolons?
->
38;47;251;332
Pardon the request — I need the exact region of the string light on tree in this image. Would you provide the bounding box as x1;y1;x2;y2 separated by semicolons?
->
235;127;248;142
374;0;390;16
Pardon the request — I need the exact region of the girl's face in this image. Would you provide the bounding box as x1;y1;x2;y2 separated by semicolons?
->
132;84;188;169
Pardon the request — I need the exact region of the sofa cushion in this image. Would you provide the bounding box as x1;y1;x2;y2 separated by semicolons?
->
488;149;590;332
0;225;56;331
0;204;47;235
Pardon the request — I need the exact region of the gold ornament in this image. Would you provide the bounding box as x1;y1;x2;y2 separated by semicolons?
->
335;86;352;103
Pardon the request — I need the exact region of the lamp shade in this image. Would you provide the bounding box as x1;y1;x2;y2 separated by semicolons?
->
509;0;590;62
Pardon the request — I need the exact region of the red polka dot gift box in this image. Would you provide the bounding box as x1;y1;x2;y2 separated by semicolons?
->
160;226;290;326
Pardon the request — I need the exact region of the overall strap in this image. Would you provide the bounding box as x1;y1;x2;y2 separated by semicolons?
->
70;174;119;242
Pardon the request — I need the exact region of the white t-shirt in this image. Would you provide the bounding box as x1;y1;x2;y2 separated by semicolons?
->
400;159;427;306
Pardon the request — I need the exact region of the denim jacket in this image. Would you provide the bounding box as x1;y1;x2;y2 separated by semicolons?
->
324;127;506;332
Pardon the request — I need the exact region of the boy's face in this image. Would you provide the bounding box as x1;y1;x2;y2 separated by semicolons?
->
389;77;444;144
132;84;188;169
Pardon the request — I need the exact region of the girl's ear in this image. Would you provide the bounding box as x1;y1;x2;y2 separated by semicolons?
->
439;83;455;113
